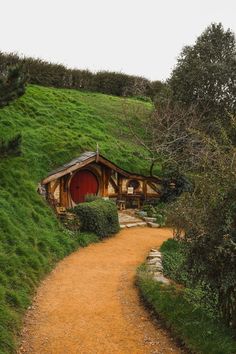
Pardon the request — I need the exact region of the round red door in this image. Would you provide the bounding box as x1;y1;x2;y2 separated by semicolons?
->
70;170;99;204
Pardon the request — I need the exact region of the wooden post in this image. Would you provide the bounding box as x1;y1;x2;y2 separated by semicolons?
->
51;179;60;195
101;167;111;197
117;174;123;196
143;180;147;200
60;178;64;206
60;176;69;208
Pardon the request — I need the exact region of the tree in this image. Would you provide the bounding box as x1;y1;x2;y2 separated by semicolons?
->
128;97;236;326
126;24;236;327
169;23;236;120
0;64;27;157
147;80;167;103
0;64;27;107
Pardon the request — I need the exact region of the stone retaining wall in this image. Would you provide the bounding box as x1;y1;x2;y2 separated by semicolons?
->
146;249;170;285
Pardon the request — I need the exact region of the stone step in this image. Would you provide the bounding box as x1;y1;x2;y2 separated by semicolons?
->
120;222;147;228
126;223;142;228
120;224;126;229
119;220;142;224
119;210;147;228
153;274;170;285
146;249;170;285
136;222;147;227
147;222;160;228
143;217;156;222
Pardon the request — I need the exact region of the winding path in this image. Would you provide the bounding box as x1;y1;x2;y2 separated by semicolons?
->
19;228;182;354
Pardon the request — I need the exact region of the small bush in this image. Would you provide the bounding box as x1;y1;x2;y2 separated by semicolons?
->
84;194;102;203
74;199;119;238
160;239;221;320
142;202;167;226
160;239;189;284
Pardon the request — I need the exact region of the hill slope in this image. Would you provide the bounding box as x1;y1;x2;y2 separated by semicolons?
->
0;85;152;353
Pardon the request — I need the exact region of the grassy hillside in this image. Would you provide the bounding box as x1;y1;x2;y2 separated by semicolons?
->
0;85;153;353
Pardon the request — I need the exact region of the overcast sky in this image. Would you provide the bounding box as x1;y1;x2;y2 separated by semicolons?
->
1;0;236;81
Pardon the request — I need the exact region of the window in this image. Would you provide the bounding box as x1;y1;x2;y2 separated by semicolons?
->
127;179;140;192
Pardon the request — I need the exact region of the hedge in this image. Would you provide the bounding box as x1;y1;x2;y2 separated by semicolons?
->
0;52;164;99
74;199;119;238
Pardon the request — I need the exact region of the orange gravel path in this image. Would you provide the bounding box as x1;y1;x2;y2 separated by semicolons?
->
19;228;182;354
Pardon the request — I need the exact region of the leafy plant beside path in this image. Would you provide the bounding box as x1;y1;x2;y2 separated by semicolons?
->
137;237;236;354
137;267;236;354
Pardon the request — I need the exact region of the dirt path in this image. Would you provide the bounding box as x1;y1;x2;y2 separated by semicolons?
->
19;228;182;354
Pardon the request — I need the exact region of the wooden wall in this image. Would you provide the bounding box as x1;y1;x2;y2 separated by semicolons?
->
47;163;162;209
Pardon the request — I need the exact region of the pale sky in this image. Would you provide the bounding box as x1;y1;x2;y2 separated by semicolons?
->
1;0;236;81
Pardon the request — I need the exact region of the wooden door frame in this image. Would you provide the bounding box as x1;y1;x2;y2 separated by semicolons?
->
67;167;101;206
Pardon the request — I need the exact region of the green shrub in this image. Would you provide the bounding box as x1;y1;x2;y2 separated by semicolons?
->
134;95;152;103
74;199;119;238
142;202;167;226
84;194;103;203
160;239;189;284
160;239;220;320
0;52;153;98
168;186;236;328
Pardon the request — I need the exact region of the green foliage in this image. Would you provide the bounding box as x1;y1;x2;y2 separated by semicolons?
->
160;239;189;284
160;239;218;318
84;194;103;203
160;174;193;203
0;304;20;353
142;202;167;226
0;64;27;108
148;80;169;105
161;235;236;325
184;189;236;328
169;23;236;120
168;179;236;328
134;22;236;330
61;213;81;232
137;267;236;354
133;95;152;103
91;71;151;97
74;199;119;238
0;52;159;99
0;84;151;353
0;85;152;177
76;232;99;247
0;64;27;158
164;25;236;328
0;134;21;158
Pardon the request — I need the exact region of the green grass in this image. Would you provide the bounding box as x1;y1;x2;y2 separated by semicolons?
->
0;85;153;353
137;259;236;353
0;85;153;179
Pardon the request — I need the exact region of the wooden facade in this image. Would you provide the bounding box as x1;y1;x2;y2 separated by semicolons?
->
41;151;163;210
